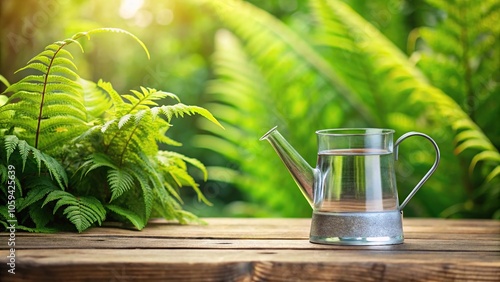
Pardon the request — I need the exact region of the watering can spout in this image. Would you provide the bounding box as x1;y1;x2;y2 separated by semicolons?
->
260;126;314;206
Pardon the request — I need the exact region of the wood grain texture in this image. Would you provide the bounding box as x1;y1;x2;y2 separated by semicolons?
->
1;218;499;281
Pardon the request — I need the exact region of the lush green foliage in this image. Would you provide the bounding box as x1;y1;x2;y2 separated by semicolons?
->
415;0;500;217
195;0;499;218
0;28;221;232
1;0;497;219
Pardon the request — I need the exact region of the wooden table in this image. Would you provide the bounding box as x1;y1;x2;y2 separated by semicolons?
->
1;218;499;281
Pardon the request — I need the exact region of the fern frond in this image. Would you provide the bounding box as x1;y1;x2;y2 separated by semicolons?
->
78;78;117;123
28;200;54;230
96;87;221;168
417;0;499;132
3;135;68;189
4;135;18;159
119;87;177;116
17;139;30;169
157;151;210;205
80;153;117;177
155;130;182;146
1;39;86;151
107;168;135;202
158;104;222;128
2;27;211;230
202;0;374;124
80;28;150;60
1;28;153;153
195;28;311;215
42;190;106;232
0;164;6;186
17;178;58;212
158;151;208;181
152;181;181;221
470;151;500;175
117;114;134;129
105;204;145;230
135;169;154;222
413;0;500;183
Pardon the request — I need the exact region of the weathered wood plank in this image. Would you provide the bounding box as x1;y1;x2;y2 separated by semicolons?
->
1;249;499;282
6;237;499;252
1;218;499;281
5;218;495;240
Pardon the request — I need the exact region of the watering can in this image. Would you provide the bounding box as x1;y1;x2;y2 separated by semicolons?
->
260;126;440;245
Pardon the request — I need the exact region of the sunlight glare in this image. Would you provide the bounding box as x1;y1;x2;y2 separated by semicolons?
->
119;0;144;19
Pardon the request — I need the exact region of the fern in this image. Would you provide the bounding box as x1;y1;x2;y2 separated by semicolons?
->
0;136;67;232
1;28;221;232
80;79;114;121
414;0;500;217
0;28;149;154
157;151;210;205
80;83;221;229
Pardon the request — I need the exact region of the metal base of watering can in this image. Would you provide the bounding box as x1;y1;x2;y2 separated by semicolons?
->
309;211;404;245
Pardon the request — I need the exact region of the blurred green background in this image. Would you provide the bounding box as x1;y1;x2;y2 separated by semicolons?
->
1;0;498;219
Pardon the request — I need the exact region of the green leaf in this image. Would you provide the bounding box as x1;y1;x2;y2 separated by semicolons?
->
4;135;19;161
106;204;145;230
486;166;500;182
469;151;500;174
0;95;7;107
107;168;135;202
455;139;494;155
0;74;10;88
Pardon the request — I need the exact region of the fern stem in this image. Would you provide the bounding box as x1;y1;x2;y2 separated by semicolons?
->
104;90;154;154
119;124;140;167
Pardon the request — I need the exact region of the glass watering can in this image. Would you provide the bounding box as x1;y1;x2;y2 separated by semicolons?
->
260;126;440;245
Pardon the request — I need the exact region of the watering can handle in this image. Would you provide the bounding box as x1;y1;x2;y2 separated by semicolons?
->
394;132;440;211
